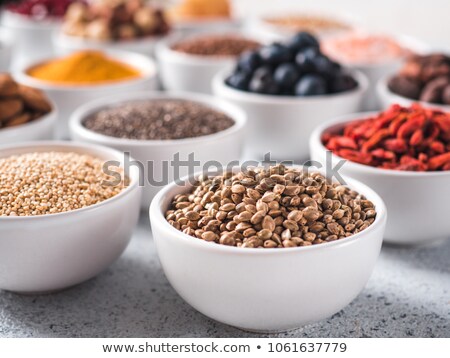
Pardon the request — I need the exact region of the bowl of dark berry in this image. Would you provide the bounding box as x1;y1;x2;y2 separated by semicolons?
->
378;53;450;111
213;32;368;161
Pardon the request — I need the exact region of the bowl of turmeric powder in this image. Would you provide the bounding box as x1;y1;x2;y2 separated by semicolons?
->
15;49;158;139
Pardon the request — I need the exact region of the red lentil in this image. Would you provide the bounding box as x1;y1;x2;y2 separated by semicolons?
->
322;104;450;171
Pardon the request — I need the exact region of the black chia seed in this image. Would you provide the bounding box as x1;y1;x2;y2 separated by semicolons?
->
82;99;235;140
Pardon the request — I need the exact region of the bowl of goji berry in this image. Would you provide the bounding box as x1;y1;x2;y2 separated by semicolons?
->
310;103;450;245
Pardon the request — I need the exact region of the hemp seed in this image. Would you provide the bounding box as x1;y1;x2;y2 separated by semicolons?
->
165;165;377;249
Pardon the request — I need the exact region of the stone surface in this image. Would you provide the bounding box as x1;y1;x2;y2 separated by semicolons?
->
0;215;449;338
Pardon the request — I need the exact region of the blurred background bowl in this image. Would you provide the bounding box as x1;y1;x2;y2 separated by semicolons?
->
310;112;450;245
0;141;142;294
156;32;260;94
0;11;59;70
321;34;429;111
245;10;357;43
377;74;450;112
15;50;158;139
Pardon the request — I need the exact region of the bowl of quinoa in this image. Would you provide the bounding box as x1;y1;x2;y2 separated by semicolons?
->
0;141;142;293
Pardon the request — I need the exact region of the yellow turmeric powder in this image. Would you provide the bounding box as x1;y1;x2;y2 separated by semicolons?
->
27;51;141;85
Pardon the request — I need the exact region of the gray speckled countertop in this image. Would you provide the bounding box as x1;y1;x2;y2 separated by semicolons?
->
0;214;449;338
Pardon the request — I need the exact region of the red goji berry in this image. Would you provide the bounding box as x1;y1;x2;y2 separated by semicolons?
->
322;104;450;171
428;152;450;170
409;129;424;146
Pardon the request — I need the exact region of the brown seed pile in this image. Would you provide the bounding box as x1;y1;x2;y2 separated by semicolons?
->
0;152;127;217
83;99;235;140
0;73;52;130
165;165;377;248
171;34;260;57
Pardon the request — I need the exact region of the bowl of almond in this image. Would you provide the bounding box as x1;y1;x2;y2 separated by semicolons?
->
0;73;57;143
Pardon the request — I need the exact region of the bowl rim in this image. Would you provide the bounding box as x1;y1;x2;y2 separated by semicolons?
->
69;90;247;147
0;98;58;138
310;110;450;177
13;49;157;91
0;141;140;221
149;166;387;255
212;67;369;104
53;29;168;47
376;74;450;112
155;31;262;66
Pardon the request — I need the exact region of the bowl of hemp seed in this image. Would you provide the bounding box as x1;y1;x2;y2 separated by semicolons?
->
149;164;387;332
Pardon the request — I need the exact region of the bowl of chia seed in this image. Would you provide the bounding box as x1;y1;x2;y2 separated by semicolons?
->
69;91;247;209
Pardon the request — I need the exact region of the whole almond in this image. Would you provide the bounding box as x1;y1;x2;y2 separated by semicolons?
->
0;74;19;97
0;99;23;121
18;85;52;113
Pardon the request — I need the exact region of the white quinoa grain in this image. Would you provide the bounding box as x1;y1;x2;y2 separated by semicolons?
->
0;152;127;217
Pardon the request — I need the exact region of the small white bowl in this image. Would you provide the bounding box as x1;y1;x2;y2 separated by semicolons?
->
0;11;60;70
0;141;142;294
156;33;259;94
0;99;57;144
53;31;168;58
0;31;14;71
310;112;450;245
212;68;368;161
69;91;247;209
150;168;387;332
15;50;158;139
377;75;450;112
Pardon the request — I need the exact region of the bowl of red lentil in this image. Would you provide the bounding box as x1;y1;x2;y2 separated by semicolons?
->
310;104;450;245
321;32;427;110
149;164;387;332
0;141;142;293
156;32;261;94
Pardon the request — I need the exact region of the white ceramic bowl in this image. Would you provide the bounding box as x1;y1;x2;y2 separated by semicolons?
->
0;141;142;293
0;31;14;71
15;50;158;139
310;112;450;245
0;99;57;144
377;74;450;112
150;168;387;332
213;68;368;162
322;35;429;111
53;31;168;58
69;91;247;209
156;33;259;94
0;11;60;70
